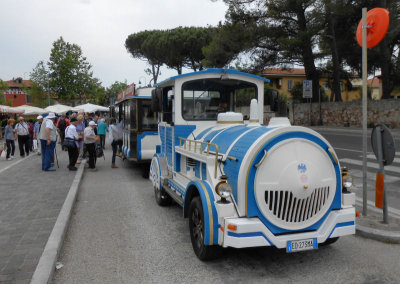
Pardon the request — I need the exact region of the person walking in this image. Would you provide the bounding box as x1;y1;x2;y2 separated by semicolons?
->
39;113;58;171
64;117;79;171
76;115;85;164
15;116;30;157
97;118;108;149
4;119;16;161
84;121;98;171
33;116;43;155
109;118;122;168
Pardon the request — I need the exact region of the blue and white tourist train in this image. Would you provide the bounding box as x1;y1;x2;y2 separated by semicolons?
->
149;69;356;260
114;85;160;162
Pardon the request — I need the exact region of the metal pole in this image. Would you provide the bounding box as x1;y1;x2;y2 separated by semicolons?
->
319;88;322;125
375;126;388;223
48;81;50;106
362;7;368;216
309;98;312;126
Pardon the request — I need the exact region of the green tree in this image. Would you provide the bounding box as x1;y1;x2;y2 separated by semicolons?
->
324;0;400;99
101;81;128;106
203;22;254;68
126;27;214;77
125;30;163;84
211;1;323;101
0;79;8;105
29;61;51;106
47;37;95;102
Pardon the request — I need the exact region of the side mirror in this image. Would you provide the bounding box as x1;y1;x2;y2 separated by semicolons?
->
151;88;163;112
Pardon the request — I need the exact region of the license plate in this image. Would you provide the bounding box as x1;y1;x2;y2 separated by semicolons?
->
287;238;317;252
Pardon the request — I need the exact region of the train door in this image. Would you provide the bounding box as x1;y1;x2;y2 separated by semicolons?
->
128;99;138;160
137;99;159;160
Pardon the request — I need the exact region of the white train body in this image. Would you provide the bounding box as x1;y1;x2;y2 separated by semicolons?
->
149;69;355;259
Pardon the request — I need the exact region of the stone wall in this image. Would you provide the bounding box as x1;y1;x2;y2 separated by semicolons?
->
289;99;400;128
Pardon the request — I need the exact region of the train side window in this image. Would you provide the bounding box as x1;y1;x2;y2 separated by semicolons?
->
130;100;137;130
163;88;173;125
140;100;158;131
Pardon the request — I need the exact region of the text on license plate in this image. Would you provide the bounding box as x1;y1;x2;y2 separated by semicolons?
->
287;238;317;252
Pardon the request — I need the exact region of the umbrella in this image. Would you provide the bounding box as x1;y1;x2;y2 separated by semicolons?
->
45;104;83;115
75;103;109;113
14;105;47;116
0;105;25;114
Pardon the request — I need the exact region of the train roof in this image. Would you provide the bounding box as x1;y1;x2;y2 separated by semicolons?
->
155;68;270;87
115;86;154;104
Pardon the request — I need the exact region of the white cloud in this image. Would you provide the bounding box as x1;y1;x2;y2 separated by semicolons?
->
0;0;227;87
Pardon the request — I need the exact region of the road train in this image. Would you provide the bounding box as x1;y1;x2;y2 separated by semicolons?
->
113;84;160;162
148;69;356;260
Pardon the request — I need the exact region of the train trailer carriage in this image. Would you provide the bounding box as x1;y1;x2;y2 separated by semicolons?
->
115;85;160;162
149;68;356;260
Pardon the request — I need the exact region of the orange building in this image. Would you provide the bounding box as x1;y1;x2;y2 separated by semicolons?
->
2;77;33;107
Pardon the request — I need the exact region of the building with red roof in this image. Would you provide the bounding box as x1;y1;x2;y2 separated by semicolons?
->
2;77;34;107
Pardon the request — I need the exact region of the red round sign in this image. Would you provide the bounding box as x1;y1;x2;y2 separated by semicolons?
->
356;8;390;48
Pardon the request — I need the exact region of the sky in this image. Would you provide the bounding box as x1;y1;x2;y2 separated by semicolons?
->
0;0;227;87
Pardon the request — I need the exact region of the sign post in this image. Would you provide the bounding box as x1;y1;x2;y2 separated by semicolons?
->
356;7;390;216
303;80;312;126
371;124;396;224
361;8;368;216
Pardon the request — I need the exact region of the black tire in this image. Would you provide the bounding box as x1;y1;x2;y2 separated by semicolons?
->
155;186;172;206
320;237;339;247
142;164;150;178
188;197;221;261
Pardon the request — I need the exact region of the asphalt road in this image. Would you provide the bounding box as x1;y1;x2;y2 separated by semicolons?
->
313;127;400;211
53;148;400;284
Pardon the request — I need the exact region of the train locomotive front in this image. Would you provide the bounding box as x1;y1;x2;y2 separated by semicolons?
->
197;117;355;251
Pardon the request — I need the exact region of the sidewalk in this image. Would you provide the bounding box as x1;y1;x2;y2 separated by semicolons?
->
0;145;80;283
355;202;400;243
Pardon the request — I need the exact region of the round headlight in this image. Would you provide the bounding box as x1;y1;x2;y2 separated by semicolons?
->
343;175;353;188
216;182;232;199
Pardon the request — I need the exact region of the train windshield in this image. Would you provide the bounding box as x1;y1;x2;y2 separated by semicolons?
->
182;78;258;120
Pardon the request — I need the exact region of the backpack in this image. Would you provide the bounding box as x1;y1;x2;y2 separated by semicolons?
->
58;118;67;132
96;144;104;158
28;122;34;135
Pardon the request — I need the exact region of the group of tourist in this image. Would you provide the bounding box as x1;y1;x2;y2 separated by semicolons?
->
1;111;123;172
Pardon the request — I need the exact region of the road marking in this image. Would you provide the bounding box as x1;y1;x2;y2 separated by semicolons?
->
0;154;35;175
366;154;400;163
349;168;400;183
340;158;400;174
334;147;373;154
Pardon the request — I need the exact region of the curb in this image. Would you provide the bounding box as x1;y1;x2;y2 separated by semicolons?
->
356;225;400;244
30;161;86;284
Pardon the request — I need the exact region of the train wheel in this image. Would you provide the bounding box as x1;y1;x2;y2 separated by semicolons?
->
150;157;171;206
189;197;221;261
320;237;339;247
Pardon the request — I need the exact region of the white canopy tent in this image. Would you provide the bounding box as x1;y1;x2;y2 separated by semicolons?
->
44;104;83;115
0;105;25;114
14;105;47;116
74;103;109;113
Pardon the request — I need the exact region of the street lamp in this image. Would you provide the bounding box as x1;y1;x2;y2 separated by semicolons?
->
138;76;146;87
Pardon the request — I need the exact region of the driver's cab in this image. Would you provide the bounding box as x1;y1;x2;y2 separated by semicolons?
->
152;69;269;173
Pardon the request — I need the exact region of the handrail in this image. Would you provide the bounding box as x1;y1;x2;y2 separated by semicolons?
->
178;137;219;178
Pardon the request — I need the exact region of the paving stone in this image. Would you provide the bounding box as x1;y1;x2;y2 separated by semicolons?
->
0;146;77;283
